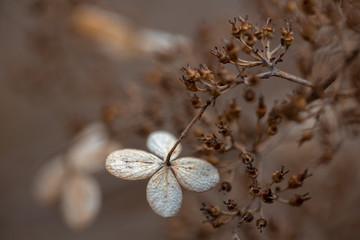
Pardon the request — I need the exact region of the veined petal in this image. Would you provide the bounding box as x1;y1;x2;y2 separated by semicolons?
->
171;157;219;192
61;173;101;231
146;166;182;217
106;149;163;180
146;131;181;160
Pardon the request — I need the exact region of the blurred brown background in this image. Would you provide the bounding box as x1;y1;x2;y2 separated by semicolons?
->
0;0;250;239
2;1;360;240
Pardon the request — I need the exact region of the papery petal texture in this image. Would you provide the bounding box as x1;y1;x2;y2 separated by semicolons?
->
61;174;101;231
106;149;163;180
171;157;219;192
146;131;181;160
146;166;182;217
32;155;65;206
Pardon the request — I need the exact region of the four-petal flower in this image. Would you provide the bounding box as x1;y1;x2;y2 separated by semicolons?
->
105;131;220;217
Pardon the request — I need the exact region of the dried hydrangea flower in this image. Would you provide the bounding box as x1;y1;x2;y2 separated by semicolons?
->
106;131;220;217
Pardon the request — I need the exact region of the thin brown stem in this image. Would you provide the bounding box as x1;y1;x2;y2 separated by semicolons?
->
165;98;214;164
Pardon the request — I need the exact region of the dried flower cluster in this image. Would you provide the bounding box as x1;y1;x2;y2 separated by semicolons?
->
26;0;360;238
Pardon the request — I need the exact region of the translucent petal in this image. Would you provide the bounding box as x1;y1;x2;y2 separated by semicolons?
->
106;149;163;180
61;174;101;231
32;155;66;207
171;157;219;192
146;131;181;160
67;122;120;173
146;166;182;217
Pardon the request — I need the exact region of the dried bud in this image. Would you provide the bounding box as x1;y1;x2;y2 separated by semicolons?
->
216;121;232;137
240;152;255;165
224;199;238;211
261;188;277;204
238;16;252;35
256;218;267;232
254;26;263;39
200;203;221;217
244;33;257;46
224;99;241;122
191;94;202;108
244;88;256;102
263;18;274;38
181;64;200;81
288;169;312;189
241;210;254;222
246;164;259;178
249;181;261;196
225;41;239;62
280;23;294;47
289;193;311;206
245;74;260;86
199;64;215;83
210;47;230;64
219;181;232;193
180;76;200;92
256;95;267;119
272;166;289;183
229;18;241;38
198;134;225;153
267;125;278;136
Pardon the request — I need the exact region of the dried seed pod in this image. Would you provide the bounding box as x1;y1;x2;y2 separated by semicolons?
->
219;181;232;193
224;199;238;211
249;181;262;196
256;95;267;119
261;188;277;204
224;99;241;122
200;203;221;217
242;210;254;222
180;76;200;92
244;88;256;102
263;18;274;38
191;94;202;108
210;47;230;64
272;166;289;183
289;193;311;206
240;152;255;165
245;74;260;86
287;169;312;189
256;218;267;232
181;64;200;81
246;164;259;178
280;23;294;47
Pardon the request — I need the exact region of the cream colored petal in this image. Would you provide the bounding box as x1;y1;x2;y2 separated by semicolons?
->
146;166;182;217
146;131;181;160
67;122;119;173
32;155;66;207
106;149;163;180
171;157;219;192
61;173;101;231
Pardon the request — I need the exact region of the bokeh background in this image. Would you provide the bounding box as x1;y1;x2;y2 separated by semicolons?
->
1;1;360;240
0;0;248;239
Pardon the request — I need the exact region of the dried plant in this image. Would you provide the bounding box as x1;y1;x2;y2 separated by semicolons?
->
26;0;360;239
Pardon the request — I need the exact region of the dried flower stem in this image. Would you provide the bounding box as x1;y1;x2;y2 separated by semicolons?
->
253;68;314;87
165;98;214;164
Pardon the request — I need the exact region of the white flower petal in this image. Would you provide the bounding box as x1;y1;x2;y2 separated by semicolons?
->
106;149;163;180
32;155;66;207
146;166;182;217
67;122;117;173
171;157;219;192
61;173;101;231
146;131;181;160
